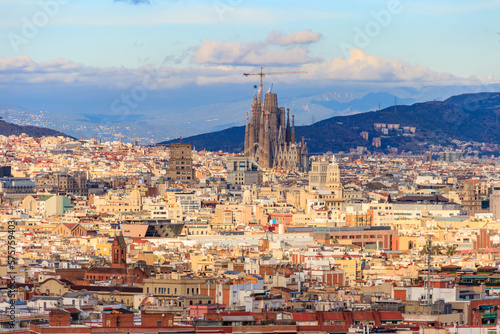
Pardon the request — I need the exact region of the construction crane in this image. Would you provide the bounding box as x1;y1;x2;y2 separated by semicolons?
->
243;67;306;104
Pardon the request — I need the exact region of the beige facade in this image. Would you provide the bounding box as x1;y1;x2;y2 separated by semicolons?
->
143;276;206;299
166;142;195;182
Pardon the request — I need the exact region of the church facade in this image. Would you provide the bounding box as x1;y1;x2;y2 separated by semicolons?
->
244;90;309;172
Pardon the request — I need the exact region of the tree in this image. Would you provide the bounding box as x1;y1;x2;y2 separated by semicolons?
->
445;245;457;257
432;245;444;255
419;244;443;256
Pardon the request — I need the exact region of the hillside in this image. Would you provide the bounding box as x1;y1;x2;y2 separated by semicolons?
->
159;92;500;154
0;119;72;138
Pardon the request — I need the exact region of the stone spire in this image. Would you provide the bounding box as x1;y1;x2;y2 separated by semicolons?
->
259;110;265;147
286;108;291;143
248;103;256;157
279;107;286;144
263;112;271;168
291;114;296;143
244;111;249;154
253;96;261;145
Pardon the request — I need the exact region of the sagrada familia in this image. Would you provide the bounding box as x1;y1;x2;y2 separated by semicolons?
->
244;87;309;172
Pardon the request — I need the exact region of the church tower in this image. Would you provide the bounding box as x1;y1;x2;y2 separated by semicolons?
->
243;86;308;172
324;156;343;199
129;189;142;207
244;111;249;154
322;156;345;216
111;233;127;269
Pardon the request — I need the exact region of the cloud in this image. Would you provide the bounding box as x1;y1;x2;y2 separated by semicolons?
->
0;48;495;91
190;40;321;66
114;0;151;5
304;48;473;86
266;29;322;46
191;30;323;66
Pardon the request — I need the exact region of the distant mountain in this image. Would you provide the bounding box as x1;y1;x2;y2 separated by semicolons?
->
313;92;415;114
159;92;500;154
4;82;500;144
0;119;71;138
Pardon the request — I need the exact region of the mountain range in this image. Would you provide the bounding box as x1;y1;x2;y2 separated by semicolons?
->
159;92;500;154
3;83;497;145
0;118;72;139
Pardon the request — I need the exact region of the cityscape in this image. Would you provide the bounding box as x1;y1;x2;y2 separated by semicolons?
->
1;1;500;334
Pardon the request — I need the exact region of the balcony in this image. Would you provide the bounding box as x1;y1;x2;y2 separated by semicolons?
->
481;312;497;319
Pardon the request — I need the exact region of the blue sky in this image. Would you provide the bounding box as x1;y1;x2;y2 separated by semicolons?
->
0;0;499;115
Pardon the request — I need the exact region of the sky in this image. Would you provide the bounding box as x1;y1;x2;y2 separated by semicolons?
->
0;0;499;119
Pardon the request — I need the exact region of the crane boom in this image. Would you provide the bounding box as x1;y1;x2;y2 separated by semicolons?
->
243;66;306;104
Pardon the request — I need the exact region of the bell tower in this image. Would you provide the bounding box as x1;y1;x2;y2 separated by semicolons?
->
111;233;127;269
324;156;343;199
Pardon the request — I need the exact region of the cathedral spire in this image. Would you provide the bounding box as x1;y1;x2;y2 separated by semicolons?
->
244;85;308;172
248;106;256;158
259;110;265;145
263;112;270;169
244;111;250;154
286;108;291;143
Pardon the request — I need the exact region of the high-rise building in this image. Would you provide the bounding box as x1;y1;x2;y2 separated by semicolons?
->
490;185;500;221
167;141;195;182
321;158;345;212
244;89;308;172
459;180;488;217
309;160;329;190
439;151;462;162
226;156;262;185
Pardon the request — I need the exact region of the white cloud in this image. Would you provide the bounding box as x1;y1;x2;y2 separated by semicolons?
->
0;48;494;90
303;48;479;86
190;30;323;66
190;40;320;66
266;29;322;46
